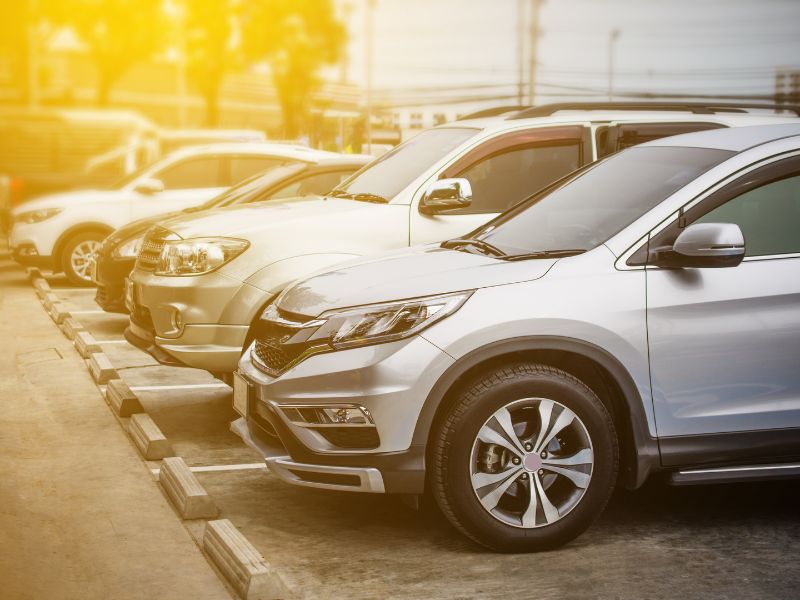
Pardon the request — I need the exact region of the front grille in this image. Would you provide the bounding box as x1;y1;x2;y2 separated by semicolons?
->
135;226;175;272
251;306;322;377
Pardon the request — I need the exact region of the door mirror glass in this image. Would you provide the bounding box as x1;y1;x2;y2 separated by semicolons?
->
419;178;473;214
650;222;745;268
133;178;165;195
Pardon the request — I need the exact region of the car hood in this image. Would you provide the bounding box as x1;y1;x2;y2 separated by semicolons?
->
105;210;186;247
11;189;130;214
277;245;558;317
160;195;367;239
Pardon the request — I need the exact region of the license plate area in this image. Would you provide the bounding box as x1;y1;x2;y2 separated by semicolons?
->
233;371;252;418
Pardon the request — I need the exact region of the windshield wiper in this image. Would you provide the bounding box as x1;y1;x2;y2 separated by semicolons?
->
501;249;586;261
441;238;506;257
328;189;389;203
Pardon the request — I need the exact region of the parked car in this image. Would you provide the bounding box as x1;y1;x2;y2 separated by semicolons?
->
125;102;799;376
9;143;337;284
94;154;372;313
232;122;800;552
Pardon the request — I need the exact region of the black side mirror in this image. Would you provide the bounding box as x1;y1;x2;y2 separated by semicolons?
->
649;222;745;269
419;178;473;215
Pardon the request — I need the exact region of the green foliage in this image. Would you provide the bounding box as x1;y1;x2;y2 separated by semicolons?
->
241;0;346;138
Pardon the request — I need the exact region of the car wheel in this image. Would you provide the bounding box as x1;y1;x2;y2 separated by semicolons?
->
430;363;618;552
60;231;105;286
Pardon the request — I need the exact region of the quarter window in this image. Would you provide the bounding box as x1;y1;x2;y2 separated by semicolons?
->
695;174;800;257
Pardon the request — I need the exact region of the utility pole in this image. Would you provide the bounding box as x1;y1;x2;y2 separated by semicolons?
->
516;0;525;105
527;0;542;106
608;28;620;102
365;0;376;154
27;0;40;107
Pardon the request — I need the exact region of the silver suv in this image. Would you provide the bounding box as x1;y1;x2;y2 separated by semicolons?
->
232;124;800;551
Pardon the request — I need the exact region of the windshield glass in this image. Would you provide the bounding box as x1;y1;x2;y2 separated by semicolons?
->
199;163;308;209
333;127;478;200
466;146;734;257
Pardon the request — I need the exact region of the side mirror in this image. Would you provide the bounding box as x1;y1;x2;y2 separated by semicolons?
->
419;178;473;215
650;222;745;269
133;178;165;195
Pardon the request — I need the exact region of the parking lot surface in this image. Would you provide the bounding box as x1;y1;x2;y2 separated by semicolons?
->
2;248;799;599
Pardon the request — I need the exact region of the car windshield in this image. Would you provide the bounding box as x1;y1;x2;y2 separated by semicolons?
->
332;127;478;201
462;145;734;258
196;163;309;210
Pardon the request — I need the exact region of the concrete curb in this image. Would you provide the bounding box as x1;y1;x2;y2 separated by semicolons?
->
33;278;51;299
27;267;43;281
204;519;292;600
74;331;102;358
105;379;144;416
61;317;86;341
128;413;173;460
50;303;72;325
88;352;118;384
159;457;218;520
42;292;60;311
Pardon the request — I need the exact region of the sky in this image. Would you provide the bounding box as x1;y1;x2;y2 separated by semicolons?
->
340;0;800;109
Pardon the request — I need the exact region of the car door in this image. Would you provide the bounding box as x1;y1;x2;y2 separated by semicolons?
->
130;155;227;219
409;125;591;245
645;154;800;462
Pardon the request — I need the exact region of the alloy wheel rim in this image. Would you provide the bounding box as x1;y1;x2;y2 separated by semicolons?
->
469;397;594;529
70;240;101;282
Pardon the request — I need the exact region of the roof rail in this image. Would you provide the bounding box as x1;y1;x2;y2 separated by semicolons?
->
456;106;529;120
508;101;800;119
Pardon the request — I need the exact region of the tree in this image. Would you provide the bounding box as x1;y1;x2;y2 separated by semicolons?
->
184;0;239;126
64;0;164;106
241;0;346;139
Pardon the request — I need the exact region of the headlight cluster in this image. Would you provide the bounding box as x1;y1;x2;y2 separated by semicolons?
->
14;208;62;224
113;234;144;258
261;291;472;356
155;237;249;276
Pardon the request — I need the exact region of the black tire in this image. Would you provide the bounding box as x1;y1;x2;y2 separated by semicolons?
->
430;363;618;552
60;230;106;286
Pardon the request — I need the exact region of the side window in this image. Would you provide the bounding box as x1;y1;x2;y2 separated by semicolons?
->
268;170;355;200
155;157;224;189
230;157;285;184
450;142;581;214
695;174;800;257
598;122;725;158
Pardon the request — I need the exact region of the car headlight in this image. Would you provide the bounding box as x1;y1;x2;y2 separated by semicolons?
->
155;237;249;276
262;291;472;354
14;208;62;224
113;234;145;258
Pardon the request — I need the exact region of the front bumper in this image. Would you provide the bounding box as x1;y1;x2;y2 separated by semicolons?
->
94;251;134;313
232;335;455;494
129;268;269;372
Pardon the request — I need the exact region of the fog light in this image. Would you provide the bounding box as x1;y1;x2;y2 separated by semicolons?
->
280;404;374;427
19;246;38;257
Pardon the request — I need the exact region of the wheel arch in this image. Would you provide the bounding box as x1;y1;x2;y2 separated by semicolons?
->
52;222;115;269
414;336;660;490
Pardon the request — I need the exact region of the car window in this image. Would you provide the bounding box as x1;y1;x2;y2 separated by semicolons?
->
154;157;224;189
449;142;581;214
466;146;734;257
596;122;725;158
335;127;478;200
270;170;356;200
230;157;286;184
695;174;800;257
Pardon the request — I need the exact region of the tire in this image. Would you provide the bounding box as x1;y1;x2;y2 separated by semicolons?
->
60;230;106;286
430;363;618;552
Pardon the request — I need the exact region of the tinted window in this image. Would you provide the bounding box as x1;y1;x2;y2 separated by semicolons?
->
468;146;733;256
451;143;580;214
696;174;800;257
270;170;356;200
336;127;477;200
155;157;223;189
230;157;286;184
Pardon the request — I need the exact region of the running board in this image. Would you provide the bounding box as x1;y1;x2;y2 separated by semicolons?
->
669;462;800;486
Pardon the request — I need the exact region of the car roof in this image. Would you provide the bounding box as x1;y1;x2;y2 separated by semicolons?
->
309;154;373;168
641;122;800;152
166;142;340;162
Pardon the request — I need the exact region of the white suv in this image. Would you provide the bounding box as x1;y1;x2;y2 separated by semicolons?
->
126;103;798;375
9;143;335;284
